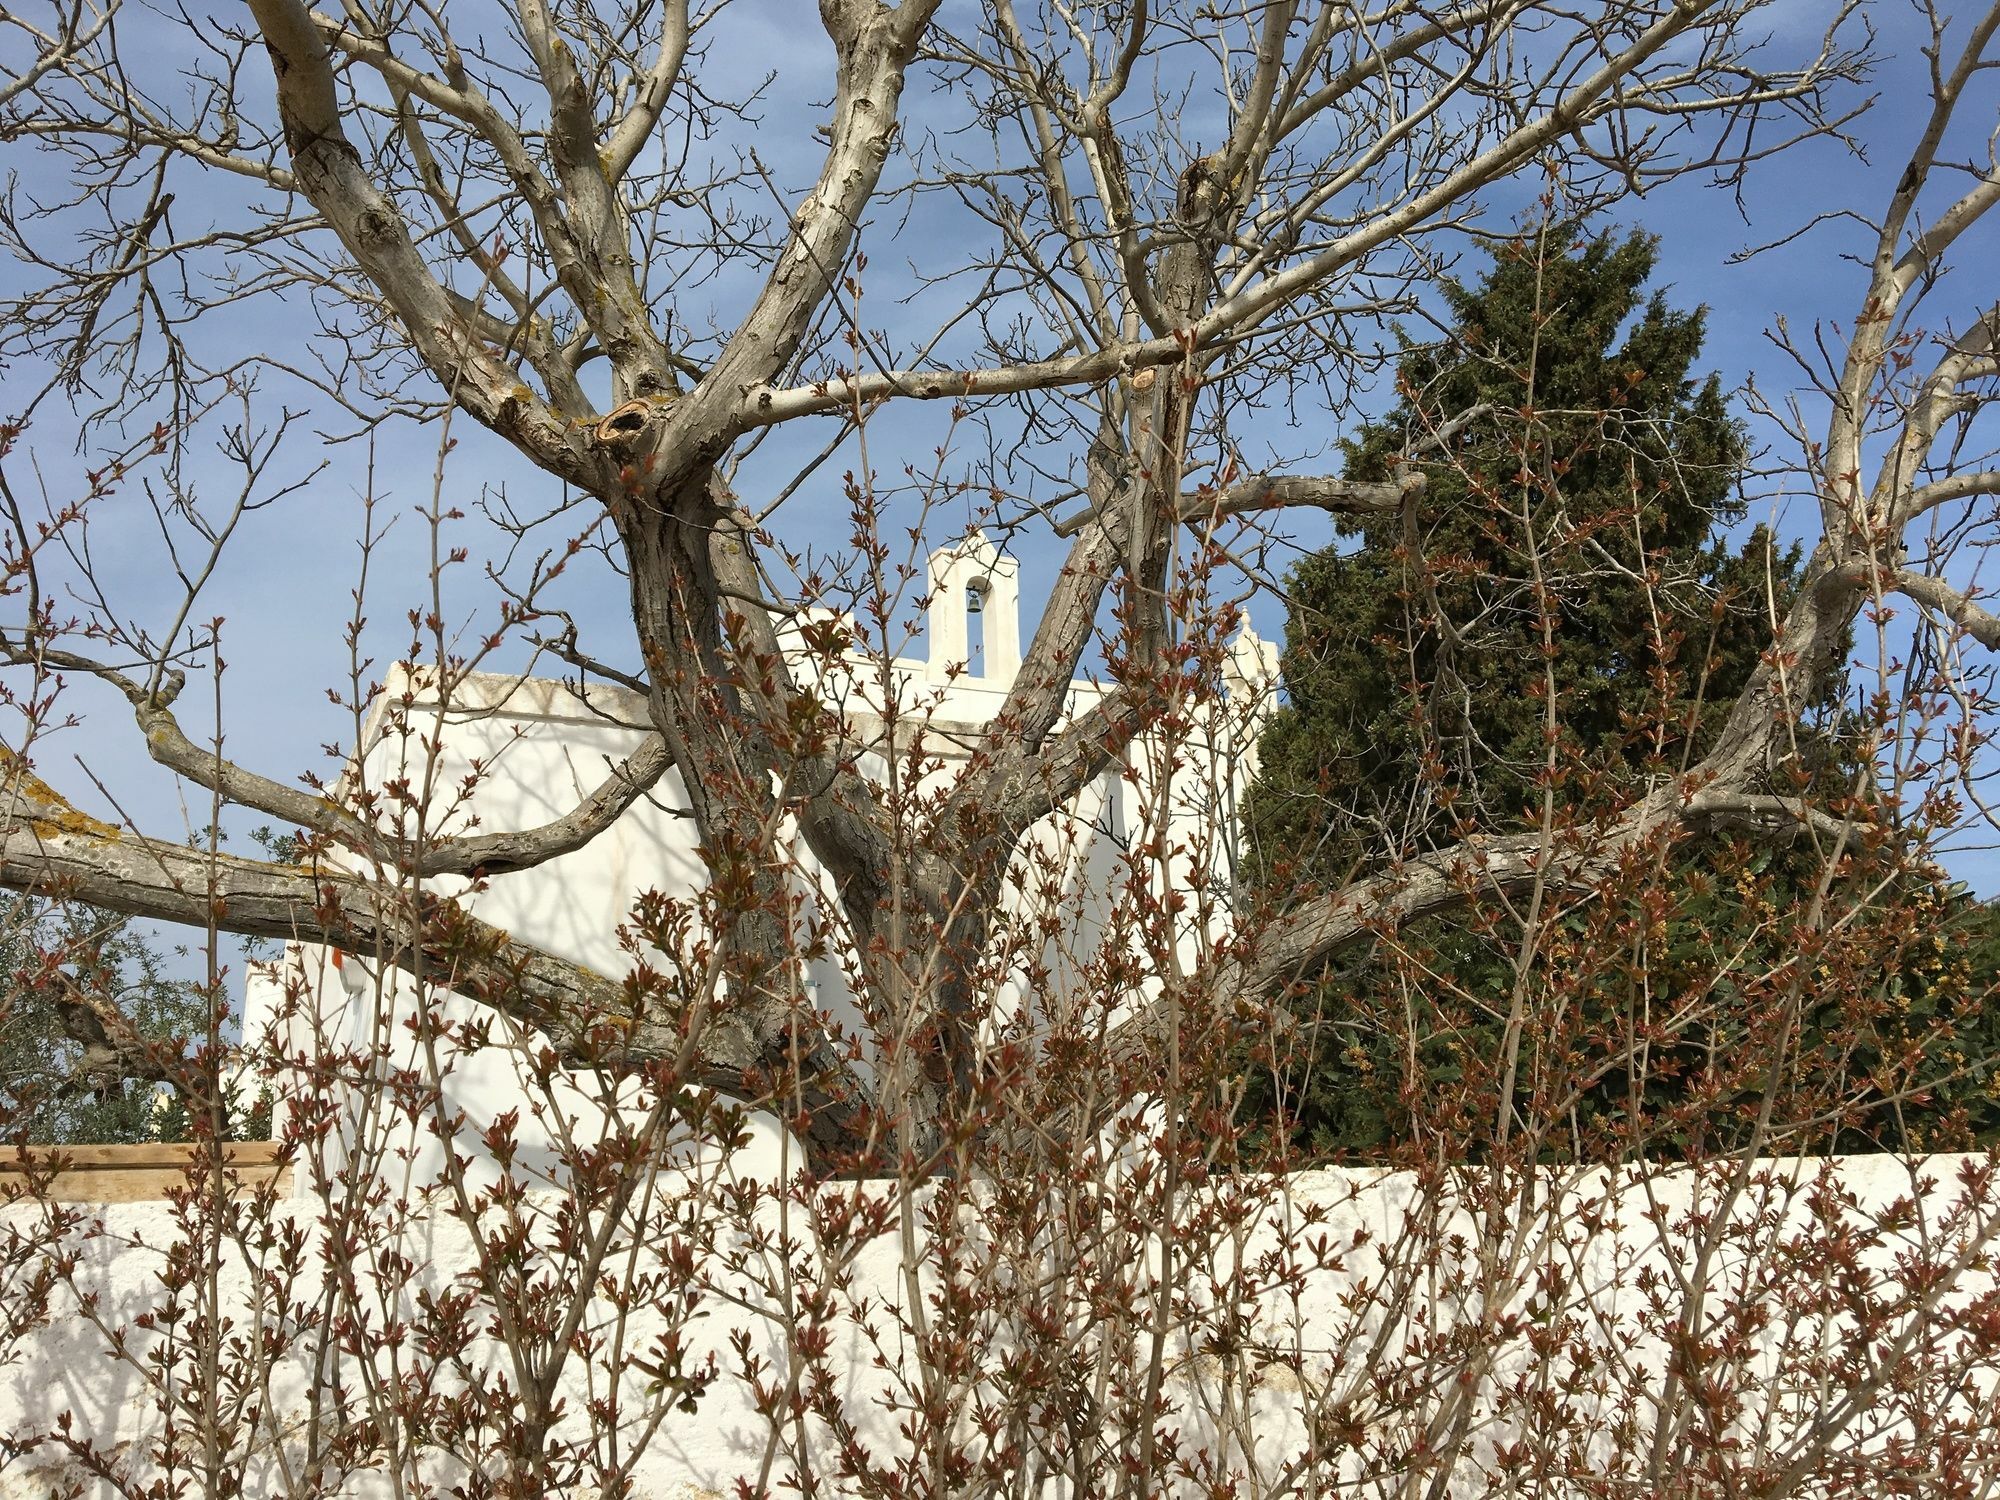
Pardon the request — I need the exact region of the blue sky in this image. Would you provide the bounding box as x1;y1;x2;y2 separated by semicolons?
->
4;0;1997;908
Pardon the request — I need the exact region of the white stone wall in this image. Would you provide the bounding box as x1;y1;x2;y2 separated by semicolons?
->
241;543;1281;1187
4;1154;1997;1497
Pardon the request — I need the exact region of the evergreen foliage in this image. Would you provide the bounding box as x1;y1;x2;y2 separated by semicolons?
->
1247;227;1770;881
0;895;211;1144
1239;226;2000;1161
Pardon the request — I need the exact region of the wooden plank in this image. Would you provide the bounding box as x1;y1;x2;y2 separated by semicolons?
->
0;1142;290;1203
0;1142;285;1170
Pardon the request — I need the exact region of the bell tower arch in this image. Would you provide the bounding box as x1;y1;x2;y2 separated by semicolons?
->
925;530;1021;684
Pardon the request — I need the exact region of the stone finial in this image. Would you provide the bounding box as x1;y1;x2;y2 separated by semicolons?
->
1224;610;1281;775
1224;609;1280;700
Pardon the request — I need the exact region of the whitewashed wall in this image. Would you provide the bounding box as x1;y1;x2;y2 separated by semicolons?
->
4;1154;1997;1497
241;539;1279;1188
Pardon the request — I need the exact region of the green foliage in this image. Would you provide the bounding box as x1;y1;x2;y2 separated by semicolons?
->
1247;847;2000;1165
1245;226;1775;884
0;894;211;1144
1237;226;2000;1162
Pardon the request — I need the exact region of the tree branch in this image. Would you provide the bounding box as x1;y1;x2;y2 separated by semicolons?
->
420;733;677;876
679;0;943;451
1877;568;2000;651
39;968;179;1096
0;763;876;1157
602;0;691;185
247;0;589;481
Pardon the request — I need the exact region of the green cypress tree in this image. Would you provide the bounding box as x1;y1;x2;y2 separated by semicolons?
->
1246;227;1766;885
1239;226;2000;1161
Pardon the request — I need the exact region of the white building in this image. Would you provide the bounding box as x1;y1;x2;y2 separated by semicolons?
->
241;536;1280;1186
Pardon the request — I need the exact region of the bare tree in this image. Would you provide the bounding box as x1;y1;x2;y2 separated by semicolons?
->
12;6;2000;1495
0;0;1982;1188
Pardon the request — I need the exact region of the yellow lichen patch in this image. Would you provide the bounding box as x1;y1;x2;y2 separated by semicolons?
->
23;808;122;844
0;746;122;841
